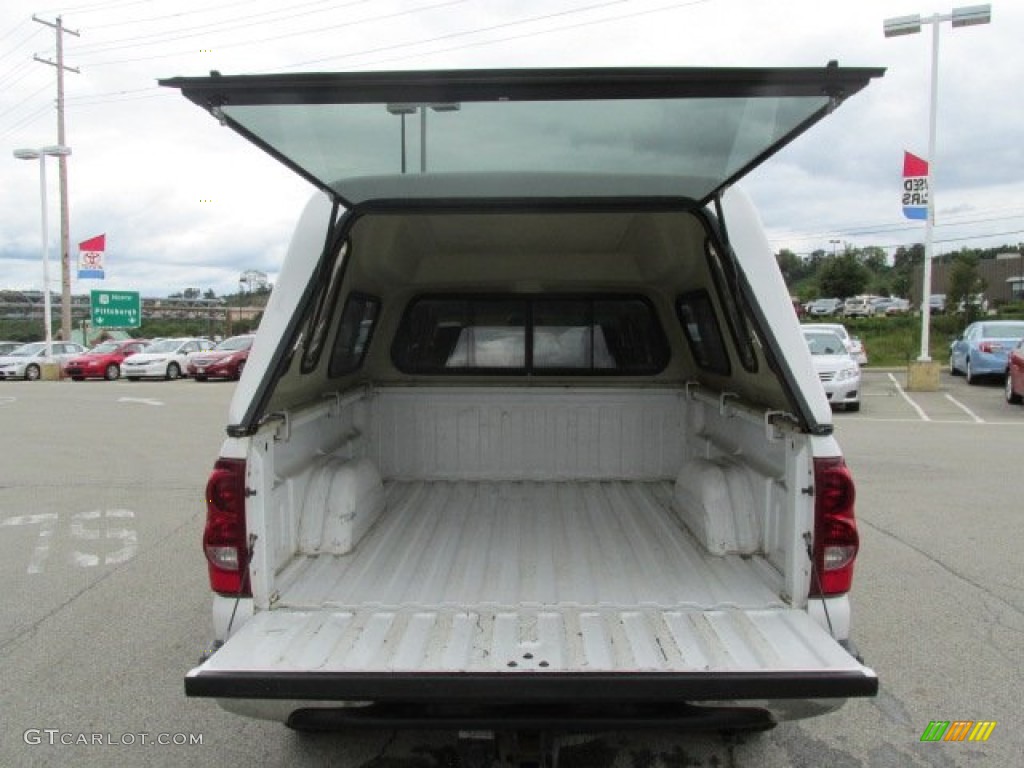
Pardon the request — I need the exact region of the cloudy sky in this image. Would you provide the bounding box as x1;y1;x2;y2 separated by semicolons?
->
2;0;1021;298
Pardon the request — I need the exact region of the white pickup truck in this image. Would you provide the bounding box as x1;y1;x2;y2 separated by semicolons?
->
162;66;881;740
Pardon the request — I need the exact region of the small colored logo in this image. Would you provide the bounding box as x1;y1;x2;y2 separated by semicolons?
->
920;721;997;742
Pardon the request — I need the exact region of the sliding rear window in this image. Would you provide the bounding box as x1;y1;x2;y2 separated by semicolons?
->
392;295;668;375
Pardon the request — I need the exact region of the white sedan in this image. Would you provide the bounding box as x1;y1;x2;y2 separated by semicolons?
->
120;338;213;381
808;322;867;366
802;328;861;412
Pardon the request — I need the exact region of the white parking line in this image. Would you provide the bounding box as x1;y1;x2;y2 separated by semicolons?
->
886;373;930;421
117;396;164;406
944;393;985;423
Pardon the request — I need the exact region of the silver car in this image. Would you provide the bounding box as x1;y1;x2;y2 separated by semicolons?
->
802;328;861;412
0;341;87;380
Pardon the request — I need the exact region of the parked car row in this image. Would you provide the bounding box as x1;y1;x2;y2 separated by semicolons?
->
65;339;150;381
0;335;254;382
804;296;911;318
948;321;1024;407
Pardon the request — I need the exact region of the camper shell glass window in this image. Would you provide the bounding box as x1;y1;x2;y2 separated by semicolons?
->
301;240;348;373
705;239;758;373
329;292;380;377
676;291;731;375
392;295;668;375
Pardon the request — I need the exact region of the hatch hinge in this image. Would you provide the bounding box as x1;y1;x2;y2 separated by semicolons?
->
719;391;740;417
823;60;847;112
765;409;800;442
259;411;291;443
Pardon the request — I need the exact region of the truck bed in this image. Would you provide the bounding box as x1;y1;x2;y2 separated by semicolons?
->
189;479;869;692
276;479;785;612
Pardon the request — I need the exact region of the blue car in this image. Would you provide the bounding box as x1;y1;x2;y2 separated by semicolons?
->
950;320;1024;384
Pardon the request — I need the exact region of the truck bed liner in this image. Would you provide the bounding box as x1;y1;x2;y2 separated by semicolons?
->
276;480;785;611
189;479;876;700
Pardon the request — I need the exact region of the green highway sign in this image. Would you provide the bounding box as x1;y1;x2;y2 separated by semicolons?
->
90;290;141;329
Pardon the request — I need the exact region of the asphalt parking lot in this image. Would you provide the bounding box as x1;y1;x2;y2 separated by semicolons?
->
0;371;1020;766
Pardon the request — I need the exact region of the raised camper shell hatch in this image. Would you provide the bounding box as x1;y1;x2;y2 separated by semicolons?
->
162;65;882;719
159;65;884;207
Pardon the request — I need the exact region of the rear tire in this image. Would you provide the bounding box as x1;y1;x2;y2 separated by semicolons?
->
166;362;181;381
25;364;40;381
1007;372;1023;404
104;364;120;381
949;354;961;376
846;402;861;413
966;357;977;385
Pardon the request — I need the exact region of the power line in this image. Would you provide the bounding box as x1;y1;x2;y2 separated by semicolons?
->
84;0;263;30
0;26;45;66
0;18;32;47
0;81;53;121
287;0;665;70
0;103;53;140
34;0;160;17
71;0;372;55
333;0;713;70
77;0;462;69
67;88;170;108
0;59;39;89
773;229;1024;258
771;210;1024;245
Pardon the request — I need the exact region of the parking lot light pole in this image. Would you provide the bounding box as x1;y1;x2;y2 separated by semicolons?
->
883;5;992;362
386;102;461;174
13;144;72;364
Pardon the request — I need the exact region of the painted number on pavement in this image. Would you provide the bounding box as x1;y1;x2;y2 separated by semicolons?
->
1;510;138;574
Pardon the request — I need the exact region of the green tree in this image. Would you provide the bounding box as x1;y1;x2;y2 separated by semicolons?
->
947;252;986;324
858;246;889;275
817;253;870;299
776;248;807;286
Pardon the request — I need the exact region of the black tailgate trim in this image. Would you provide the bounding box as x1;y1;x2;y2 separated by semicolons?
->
186;669;877;701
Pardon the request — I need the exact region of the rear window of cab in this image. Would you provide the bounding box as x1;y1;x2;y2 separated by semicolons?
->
391;295;668;375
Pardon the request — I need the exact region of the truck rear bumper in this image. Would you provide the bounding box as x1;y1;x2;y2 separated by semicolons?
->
283;700;781;732
187;667;877;702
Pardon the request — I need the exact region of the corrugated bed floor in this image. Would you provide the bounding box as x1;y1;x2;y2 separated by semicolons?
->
276;480;784;611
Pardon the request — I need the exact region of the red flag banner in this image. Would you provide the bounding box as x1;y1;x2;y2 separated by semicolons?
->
902;151;929;221
78;234;106;279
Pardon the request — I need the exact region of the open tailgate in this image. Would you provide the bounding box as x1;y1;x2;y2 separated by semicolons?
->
187;606;876;701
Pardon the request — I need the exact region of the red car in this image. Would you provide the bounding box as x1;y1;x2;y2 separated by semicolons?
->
63;339;149;381
187;334;254;381
1006;338;1024;405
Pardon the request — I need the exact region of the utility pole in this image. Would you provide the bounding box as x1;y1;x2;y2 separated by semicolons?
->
33;14;79;343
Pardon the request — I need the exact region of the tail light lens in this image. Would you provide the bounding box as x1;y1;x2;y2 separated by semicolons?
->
811;456;859;596
204;458;250;596
978;341;1000;353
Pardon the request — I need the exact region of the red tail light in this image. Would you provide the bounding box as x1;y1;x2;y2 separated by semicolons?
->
204;458;250;596
978;341;999;353
810;456;859;596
